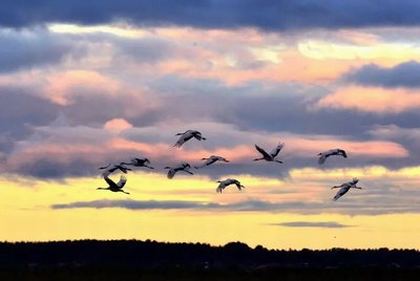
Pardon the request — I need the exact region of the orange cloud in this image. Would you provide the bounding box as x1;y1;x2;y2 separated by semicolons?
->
44;70;121;105
316;86;420;113
104;118;133;133
283;136;408;158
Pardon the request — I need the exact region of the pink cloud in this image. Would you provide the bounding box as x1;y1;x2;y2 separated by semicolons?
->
283;136;408;158
104;118;133;133
316;86;420;113
44;70;122;105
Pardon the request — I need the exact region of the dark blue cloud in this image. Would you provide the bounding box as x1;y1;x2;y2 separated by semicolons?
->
343;61;420;88
2;1;420;30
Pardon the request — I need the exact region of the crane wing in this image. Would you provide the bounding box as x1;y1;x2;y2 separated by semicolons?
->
318;154;327;164
333;187;348;201
167;169;176;179
255;145;271;158
173;137;185;147
98;163;111;170
117;175;127;188
104;176;117;188
235;182;245;191
339;149;348;158
270;143;284;157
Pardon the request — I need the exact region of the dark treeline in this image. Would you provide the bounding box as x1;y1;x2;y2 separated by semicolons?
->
1;240;419;281
0;240;419;269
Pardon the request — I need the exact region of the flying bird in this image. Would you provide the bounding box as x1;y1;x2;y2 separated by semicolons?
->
164;162;194;179
254;143;284;163
195;155;229;169
121;157;154;169
318;149;347;165
173;130;206;148
97;175;130;194
331;178;362;201
216;178;245;193
99;163;132;177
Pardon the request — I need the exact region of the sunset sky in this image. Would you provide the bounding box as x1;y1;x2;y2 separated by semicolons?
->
0;1;419;249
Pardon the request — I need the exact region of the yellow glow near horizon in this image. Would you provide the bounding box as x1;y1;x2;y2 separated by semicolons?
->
48;23;148;38
0;168;419;249
298;39;420;60
250;45;285;64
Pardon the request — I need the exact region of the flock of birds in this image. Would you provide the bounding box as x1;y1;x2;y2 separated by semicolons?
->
97;130;362;201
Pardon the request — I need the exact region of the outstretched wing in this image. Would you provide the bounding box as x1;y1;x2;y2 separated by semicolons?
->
116;165;131;174
255;145;271;158
235;182;245;191
270;143;284;157
333;187;348;201
167;169;176;179
117;175;127;189
174;135;187;147
192;132;206;141
107;166;119;173
99;163;111;170
104;176;117;188
204;158;217;166
339;149;348;158
318;154;327;165
216;182;225;193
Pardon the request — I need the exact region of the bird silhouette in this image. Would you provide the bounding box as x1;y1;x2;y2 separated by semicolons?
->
121;157;154;169
164;162;194;179
99;163;132;177
97;175;130;194
331;178;362;201
318;149;347;165
173;130;206;148
216;178;245;193
254;143;284;163
195;155;229;169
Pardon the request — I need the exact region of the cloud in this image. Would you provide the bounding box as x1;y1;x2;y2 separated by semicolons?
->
51;199;219;210
369;124;420;142
0;86;60;157
104;118;133;133
272;221;351;228
316;86;420;113
343;61;420;88
50;195;420;215
3;118;409;179
0;27;84;73
3;1;420;31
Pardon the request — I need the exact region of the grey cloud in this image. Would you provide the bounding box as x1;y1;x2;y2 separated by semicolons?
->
343;61;420;89
52;199;221;210
0;87;60;151
272;221;352;228
0;28;85;73
1;72;418;179
50;196;420;215
144;75;420;136
115;37;175;64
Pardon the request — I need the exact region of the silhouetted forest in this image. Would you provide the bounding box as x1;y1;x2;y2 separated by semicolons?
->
0;240;419;280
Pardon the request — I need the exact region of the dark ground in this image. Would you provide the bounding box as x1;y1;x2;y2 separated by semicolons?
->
0;240;419;280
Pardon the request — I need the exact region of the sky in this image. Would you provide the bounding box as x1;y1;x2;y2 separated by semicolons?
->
0;1;420;249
